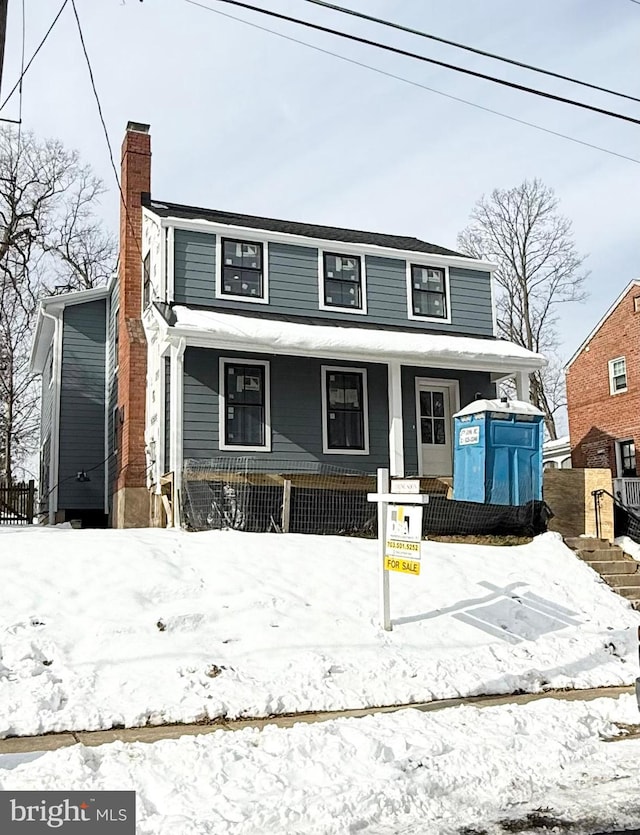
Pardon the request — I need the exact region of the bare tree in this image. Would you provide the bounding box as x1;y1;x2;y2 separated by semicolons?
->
0;126;116;482
457;178;588;439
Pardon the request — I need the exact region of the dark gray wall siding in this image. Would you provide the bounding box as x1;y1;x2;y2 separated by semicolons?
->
174;229;216;305
58;300;106;510
173;230;494;336
401;367;494;475
183;348;389;472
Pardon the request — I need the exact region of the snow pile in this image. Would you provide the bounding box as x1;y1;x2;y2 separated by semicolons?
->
1;695;639;834
617;536;640;562
0;527;637;738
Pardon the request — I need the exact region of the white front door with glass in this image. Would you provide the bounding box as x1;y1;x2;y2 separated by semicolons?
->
415;380;458;477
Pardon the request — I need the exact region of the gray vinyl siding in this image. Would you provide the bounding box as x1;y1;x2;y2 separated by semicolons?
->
174;229;216;305
58;300;107;510
183;348;389;472
107;280;119;510
401;367;494;475
164;356;171;472
172;231;494;336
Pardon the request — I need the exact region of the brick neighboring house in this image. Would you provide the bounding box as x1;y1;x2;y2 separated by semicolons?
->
566;279;640;507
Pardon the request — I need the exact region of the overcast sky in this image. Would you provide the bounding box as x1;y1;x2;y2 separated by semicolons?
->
2;0;638;368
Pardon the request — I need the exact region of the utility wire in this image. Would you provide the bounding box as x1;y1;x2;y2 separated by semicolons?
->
186;0;640;126
70;0;144;263
0;0;68;112
303;0;640;105
184;0;640;165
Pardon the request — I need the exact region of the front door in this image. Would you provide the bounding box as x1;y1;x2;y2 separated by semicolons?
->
416;380;456;476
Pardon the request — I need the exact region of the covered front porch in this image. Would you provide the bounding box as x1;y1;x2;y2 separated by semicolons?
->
144;305;546;526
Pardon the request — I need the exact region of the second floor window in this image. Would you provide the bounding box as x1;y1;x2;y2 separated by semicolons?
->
410;265;448;319
221;239;264;299
609;356;627;394
322;253;363;310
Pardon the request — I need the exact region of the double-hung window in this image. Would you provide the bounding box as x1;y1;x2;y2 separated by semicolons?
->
408;264;449;320
220;238;265;301
321;366;369;454
609;356;627;394
321;253;364;312
220;360;271;451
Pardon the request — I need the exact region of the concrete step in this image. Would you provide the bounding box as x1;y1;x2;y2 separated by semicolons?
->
590;560;638;575
565;537;611;551
614;586;640;602
604;573;640;588
577;548;624;561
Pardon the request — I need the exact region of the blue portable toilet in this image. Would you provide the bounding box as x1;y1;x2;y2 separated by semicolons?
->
452;399;544;505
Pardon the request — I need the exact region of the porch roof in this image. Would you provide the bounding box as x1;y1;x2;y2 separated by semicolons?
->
163;306;546;374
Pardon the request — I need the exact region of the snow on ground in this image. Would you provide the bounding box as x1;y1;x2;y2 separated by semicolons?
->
0;527;638;738
617;535;640;562
1;695;639;834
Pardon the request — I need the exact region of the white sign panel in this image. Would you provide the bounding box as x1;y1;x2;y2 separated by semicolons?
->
459;425;480;446
390;479;421;494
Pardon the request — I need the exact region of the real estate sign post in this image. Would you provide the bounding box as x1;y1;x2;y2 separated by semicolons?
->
368;470;429;632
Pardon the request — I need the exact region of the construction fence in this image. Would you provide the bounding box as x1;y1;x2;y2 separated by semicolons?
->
181;458;550;538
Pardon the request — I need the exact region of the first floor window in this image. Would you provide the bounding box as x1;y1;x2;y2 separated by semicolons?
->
222;362;269;448
410;265;447;319
322;367;368;453
322;253;363;310
609;356;627;394
221;238;264;299
619;440;636;477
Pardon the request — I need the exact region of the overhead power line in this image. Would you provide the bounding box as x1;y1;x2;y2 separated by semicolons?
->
0;0;69;112
189;0;640;126
184;0;639;165
303;0;640;105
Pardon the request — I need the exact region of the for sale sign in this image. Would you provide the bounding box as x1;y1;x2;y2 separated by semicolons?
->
385;504;423;575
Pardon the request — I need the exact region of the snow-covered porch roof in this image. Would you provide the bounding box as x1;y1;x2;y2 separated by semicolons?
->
157;305;547;375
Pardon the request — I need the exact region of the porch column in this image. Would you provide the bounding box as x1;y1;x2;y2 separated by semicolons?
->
388;360;404;477
169;338;186;527
515;370;531;402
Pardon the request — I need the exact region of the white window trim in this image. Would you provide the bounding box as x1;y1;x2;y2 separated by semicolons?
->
218;357;271;452
215;237;269;305
318;250;368;315
406;262;452;324
608;356;627;395
321;365;370;455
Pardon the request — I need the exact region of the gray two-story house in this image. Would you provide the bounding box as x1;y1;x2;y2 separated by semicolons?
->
30;122;546;528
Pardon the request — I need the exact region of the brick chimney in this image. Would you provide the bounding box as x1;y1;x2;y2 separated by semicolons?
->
113;121;151;528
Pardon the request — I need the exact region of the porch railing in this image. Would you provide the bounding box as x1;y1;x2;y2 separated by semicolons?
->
613;477;640;509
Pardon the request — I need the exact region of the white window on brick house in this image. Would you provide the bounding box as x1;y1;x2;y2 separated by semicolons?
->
608;356;627;394
616;439;637;478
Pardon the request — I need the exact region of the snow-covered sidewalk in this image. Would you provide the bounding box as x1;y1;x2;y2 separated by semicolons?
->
1;694;639;834
0;527;638;738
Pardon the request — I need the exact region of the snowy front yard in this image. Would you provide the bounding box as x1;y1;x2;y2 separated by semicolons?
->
0;526;638;738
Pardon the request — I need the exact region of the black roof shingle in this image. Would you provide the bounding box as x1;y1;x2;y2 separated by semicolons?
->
143;197;466;258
